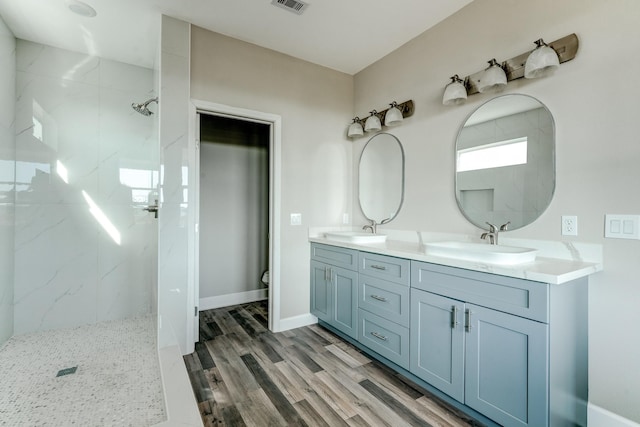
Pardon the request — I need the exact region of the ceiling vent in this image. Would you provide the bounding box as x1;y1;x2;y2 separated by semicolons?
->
271;0;309;15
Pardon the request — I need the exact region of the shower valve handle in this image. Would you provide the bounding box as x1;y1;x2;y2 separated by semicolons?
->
143;201;159;219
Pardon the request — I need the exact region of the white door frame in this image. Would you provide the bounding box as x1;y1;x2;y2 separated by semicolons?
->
188;99;282;343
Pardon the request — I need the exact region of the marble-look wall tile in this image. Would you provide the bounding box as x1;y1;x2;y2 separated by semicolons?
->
0;14;16;345
13;203;98;334
13;41;156;335
97;85;157;206
16;39;99;84
158;15;191;352
15;72;100;204
97;210;155;321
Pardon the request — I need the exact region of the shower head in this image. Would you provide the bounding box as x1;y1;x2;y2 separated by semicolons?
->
131;97;158;116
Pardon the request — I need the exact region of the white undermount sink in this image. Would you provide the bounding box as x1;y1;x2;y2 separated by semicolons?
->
424;241;537;265
324;231;387;244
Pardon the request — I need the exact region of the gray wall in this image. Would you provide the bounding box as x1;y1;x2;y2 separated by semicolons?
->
353;0;640;420
190;26;354;321
0;14;15;345
199;140;268;298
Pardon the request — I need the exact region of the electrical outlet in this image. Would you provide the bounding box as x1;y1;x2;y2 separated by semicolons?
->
342;213;349;224
562;215;578;236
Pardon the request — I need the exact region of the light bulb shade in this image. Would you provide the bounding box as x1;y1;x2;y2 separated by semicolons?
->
442;76;467;106
525;43;560;78
384;104;403;126
478;59;507;93
347;120;363;137
364;113;381;132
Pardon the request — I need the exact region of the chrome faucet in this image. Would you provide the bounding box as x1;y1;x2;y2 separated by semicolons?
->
362;221;377;234
481;221;510;245
362;218;391;234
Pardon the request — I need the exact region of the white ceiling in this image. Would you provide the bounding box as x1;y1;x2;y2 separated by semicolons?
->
0;0;472;75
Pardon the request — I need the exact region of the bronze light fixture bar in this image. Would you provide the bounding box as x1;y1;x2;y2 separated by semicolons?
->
460;33;579;96
349;100;415;138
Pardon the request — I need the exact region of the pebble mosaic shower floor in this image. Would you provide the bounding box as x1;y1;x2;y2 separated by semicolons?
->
0;316;166;426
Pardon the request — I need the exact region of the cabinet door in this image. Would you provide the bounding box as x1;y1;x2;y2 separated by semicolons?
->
410;289;465;402
465;304;549;427
310;260;332;323
331;265;359;339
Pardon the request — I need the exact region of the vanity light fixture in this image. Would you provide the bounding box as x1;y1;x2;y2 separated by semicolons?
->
364;111;382;132
384;102;403;126
442;75;467;105
478;59;507;93
347;100;415;139
347;117;364;137
525;39;560;78
441;33;578;105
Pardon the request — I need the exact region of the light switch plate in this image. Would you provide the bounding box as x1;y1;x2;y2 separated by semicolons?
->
605;215;640;239
290;213;302;226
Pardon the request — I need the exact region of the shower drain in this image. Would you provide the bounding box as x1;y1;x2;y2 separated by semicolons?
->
56;366;78;377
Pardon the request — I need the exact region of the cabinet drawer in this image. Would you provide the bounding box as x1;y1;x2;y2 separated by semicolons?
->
359;252;410;286
311;243;358;271
358;309;409;369
411;261;549;323
358;276;409;327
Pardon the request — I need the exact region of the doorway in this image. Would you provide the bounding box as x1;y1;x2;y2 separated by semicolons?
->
190;100;282;345
198;114;270;308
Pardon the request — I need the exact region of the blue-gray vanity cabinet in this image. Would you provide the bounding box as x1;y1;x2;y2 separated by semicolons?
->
410;260;586;427
310;244;359;339
411;287;549;427
311;243;588;427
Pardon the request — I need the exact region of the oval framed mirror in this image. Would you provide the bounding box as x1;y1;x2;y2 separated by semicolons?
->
359;132;405;224
455;94;555;230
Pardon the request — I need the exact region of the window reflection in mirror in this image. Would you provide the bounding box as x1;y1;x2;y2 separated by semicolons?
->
455;94;555;231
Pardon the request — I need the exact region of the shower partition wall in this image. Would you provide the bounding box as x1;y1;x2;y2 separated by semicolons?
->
0;14;16;346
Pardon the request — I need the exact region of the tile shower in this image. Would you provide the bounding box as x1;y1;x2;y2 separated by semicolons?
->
1;37;165;424
13;40;158;333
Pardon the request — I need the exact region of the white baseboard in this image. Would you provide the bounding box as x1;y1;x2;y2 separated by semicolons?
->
276;313;317;332
588;403;640;427
199;289;268;311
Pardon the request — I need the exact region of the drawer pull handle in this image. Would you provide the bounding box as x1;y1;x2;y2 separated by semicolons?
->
370;294;388;302
370;331;388;341
370;265;387;271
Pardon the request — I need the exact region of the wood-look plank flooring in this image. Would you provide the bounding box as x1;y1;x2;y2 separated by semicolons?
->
184;301;484;427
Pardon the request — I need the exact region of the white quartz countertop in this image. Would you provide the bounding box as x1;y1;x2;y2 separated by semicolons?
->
309;229;603;285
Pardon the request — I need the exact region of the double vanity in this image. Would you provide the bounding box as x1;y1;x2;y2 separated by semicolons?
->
309;230;601;427
318;93;602;426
